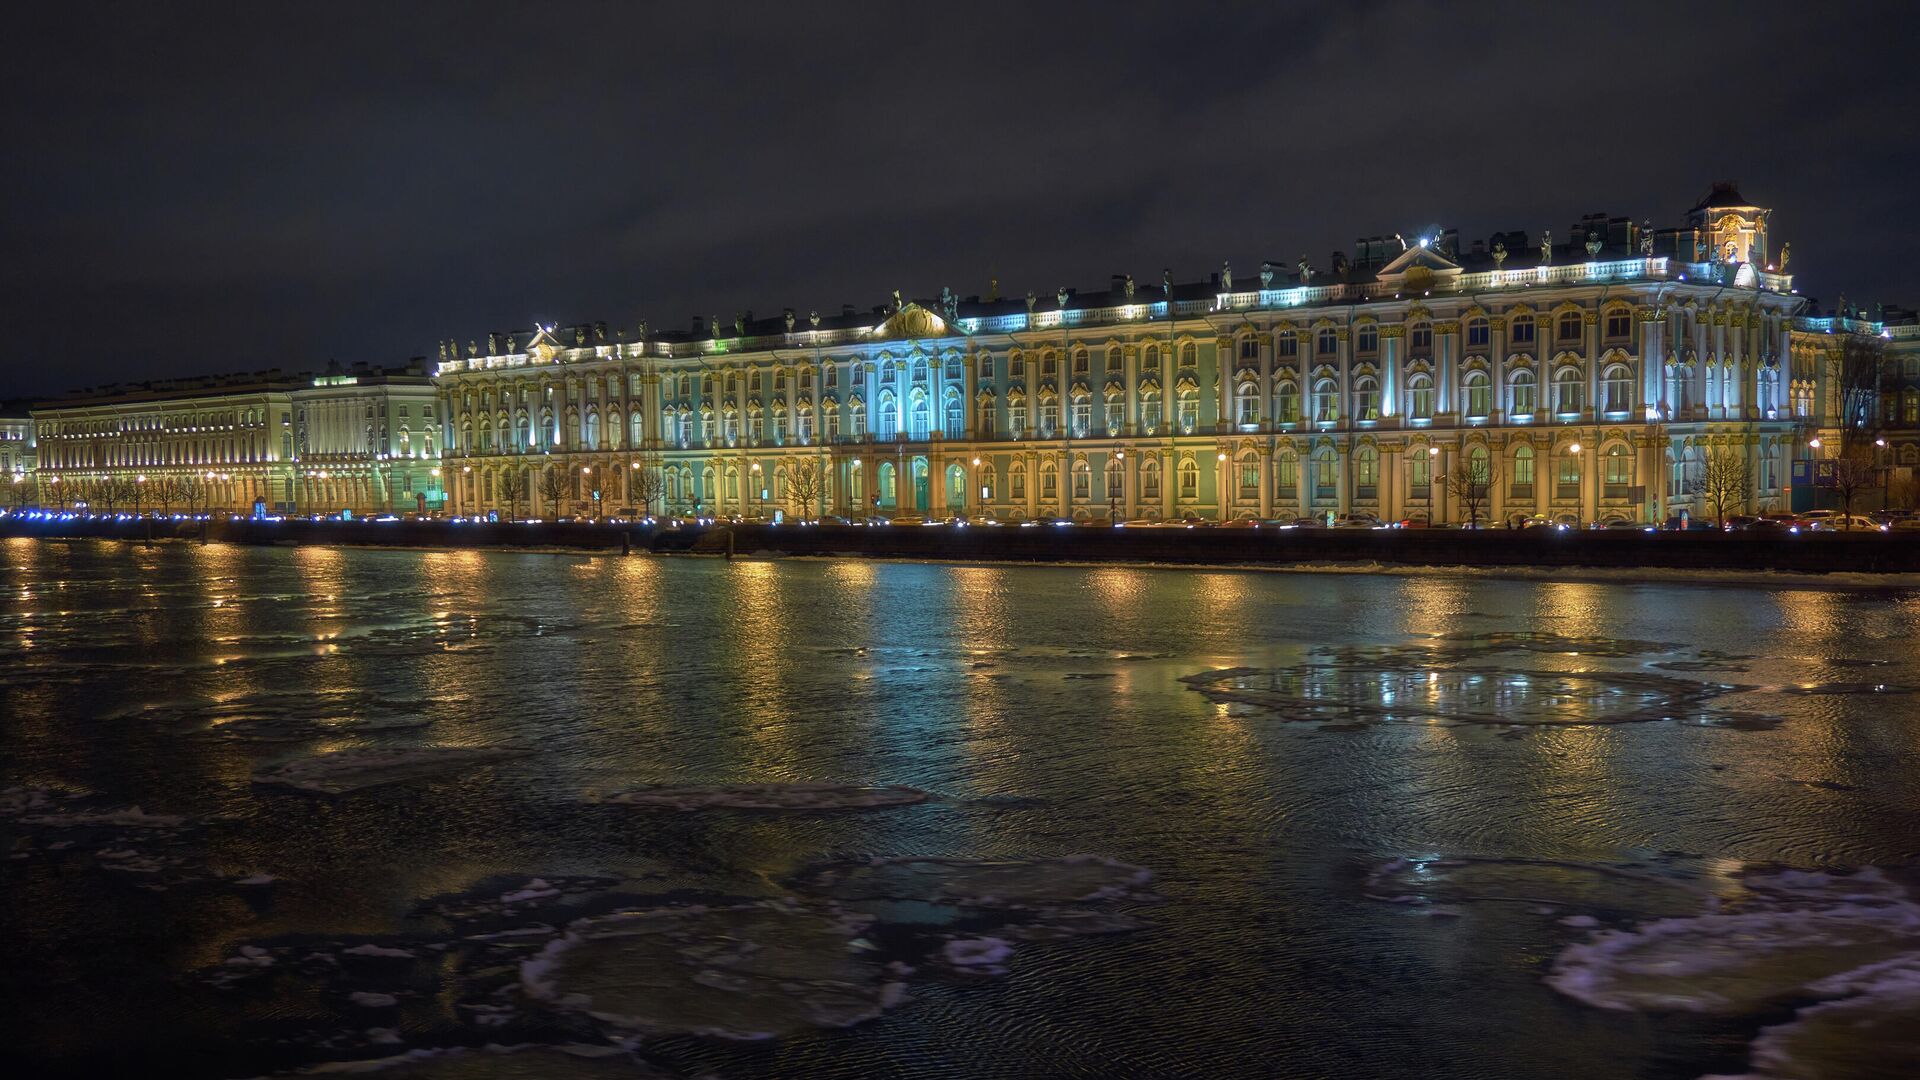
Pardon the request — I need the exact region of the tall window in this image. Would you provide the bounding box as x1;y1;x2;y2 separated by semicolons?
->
1557;449;1581;500
1511;316;1535;345
1011;463;1027;499
1275;452;1298;499
1355;446;1378;499
1512;445;1535;497
1409;452;1430;499
1070;392;1091;437
979;396;997;438
1236;385;1260;427
1602;366;1632;415
1558;312;1583;341
1179;458;1198;498
1314;451;1336;500
1554;369;1583;415
1072;348;1089;376
880;394;899;439
1354;377;1380;421
1409;374;1434;420
1409;324;1432;353
1142;459;1161;499
1313;379;1339;423
1603;445;1631;497
1464;371;1491;417
1177;389;1198;434
1277;382;1300;423
1512;370;1537;416
1105;392;1123;436
1139;390;1160;434
1009;396;1026;436
1356;324;1378;353
1466;317;1489;347
1072;459;1090;499
1238;453;1259;499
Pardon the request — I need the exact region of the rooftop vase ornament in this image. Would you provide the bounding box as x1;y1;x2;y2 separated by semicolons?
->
808;310;820;329
1260;261;1274;289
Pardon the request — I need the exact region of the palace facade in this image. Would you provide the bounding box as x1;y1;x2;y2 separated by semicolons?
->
31;362;444;515
435;185;1903;525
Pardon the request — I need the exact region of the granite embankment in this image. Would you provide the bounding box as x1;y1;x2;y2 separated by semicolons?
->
7;515;1920;573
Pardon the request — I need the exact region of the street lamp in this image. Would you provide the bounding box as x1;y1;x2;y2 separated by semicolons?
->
750;461;762;520
1109;449;1124;524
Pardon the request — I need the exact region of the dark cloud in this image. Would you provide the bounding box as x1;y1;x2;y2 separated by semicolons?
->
4;0;1916;394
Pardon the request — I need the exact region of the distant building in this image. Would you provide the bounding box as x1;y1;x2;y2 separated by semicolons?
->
432;184;1820;526
0;398;35;506
30;361;443;515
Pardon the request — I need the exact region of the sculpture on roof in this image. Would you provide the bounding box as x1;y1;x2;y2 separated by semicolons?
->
437;341;447;363
575;327;586;345
734;314;745;336
637;319;650;340
1640;220;1654;256
1163;268;1173;295
940;286;957;322
1779;243;1791;272
1260;261;1274;289
785;309;796;334
1585;230;1603;258
712;315;722;339
1220;261;1232;291
1124;274;1136;299
1025;291;1037;321
467;340;478;356
892;289;903;312
809;310;820;329
1057;287;1069;309
487;333;499;354
1331;250;1349;276
1492;241;1507;269
1297;255;1312;284
1540;231;1552;265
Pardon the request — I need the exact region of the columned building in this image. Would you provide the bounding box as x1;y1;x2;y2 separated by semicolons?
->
437;186;1821;527
1;399;35;508
31;362;443;515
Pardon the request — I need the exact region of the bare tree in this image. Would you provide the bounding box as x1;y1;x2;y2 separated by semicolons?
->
1888;474;1918;512
1686;443;1752;529
628;453;664;517
1442;455;1497;528
1835;336;1887;434
2;473;29;510
785;458;824;520
178;475;206;516
539;464;567;518
1828;450;1877;525
497;467;528;520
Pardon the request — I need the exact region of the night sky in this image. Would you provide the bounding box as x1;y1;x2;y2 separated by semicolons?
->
5;1;1916;397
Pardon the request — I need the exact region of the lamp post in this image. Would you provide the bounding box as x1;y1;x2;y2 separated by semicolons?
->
1217;450;1228;522
1109;449;1123;524
750;461;761;520
581;465;597;519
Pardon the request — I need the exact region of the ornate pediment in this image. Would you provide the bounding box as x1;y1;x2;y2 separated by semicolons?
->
1373;244;1464;286
525;326;565;364
871;302;959;342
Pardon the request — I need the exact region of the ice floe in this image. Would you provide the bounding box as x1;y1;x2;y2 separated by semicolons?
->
796;854;1155;906
603;782;931;811
254;747;530;794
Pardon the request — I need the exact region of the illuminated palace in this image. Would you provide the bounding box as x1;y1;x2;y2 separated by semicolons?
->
31;362;444;515
440;184;1914;525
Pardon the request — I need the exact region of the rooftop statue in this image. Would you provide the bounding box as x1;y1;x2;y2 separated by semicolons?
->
1540;231;1552;265
1779;243;1791;272
1492;241;1507;269
1221;261;1232;291
1640;220;1654;256
1260;261;1274;289
1331;250;1349;275
1297;255;1312;284
1058;287;1069;309
1124;274;1136;299
1586;230;1603;257
784;310;796;333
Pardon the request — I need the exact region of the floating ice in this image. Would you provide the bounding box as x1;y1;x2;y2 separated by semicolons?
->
942;936;1015;973
521;902;907;1039
604;782;930;811
254;747;530;794
796;855;1155;906
348;991;398;1008
342;944;417;959
292;1043;654;1077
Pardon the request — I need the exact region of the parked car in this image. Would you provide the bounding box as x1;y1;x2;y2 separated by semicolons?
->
1811;513;1887;532
1332;513;1385;530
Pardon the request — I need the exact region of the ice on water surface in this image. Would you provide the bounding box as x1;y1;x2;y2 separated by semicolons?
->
254;747;531;794
604;782;931;811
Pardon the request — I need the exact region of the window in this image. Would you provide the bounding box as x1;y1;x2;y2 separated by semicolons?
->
1356;325;1378;353
1604;445;1631;497
1317;328;1337;354
1177;389;1198;434
1602;366;1632;414
1278;333;1298;358
1355;446;1378;499
1409;452;1430;498
1009;397;1027;436
1463;371;1491;418
1042;463;1058;498
909;391;930;441
1606;309;1633;340
1072;459;1090;499
980;396;997;437
1314;451;1336;500
1071;392;1091;437
1354;377;1380;421
1011;353;1026;381
1511;316;1535;345
1236;385;1260;427
1512;370;1537;415
1558;312;1583;341
1042;352;1058;379
1557;449;1581;500
1512;445;1535;498
1554;369;1583;415
1105;392;1123;436
1073;348;1089;376
1313;379;1339;423
1277;382;1300;424
1139;390;1160;434
1180;343;1198;367
1179;458;1198;498
1011;464;1027;499
1143;459;1161;500
980;354;994;379
1107;346;1122;372
1410;325;1432;353
1409;374;1434;420
1466;317;1489;347
1238;453;1259;500
1239;337;1258;360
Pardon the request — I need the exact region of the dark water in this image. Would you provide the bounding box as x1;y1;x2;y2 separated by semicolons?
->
5;538;1920;1079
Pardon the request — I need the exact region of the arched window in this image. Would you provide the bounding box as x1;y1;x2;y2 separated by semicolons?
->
1275;450;1298;499
1178;457;1199;498
1602;365;1632;415
1356;324;1378;354
1313;378;1339;423
566;411;582;449
981;463;997;501
1237;451;1259;501
1235;381;1260;427
1354;376;1380;420
850;398;867;439
1070;391;1091;437
1316;328;1337;354
877;461;896;506
796;403;813;444
1010;352;1026;381
1010;461;1027;499
1466;316;1489;347
1072;457;1091;499
879;392;899;439
1037;392;1058;437
1176;388;1198;433
769;403;787;444
1556;447;1581;499
1511;370;1537;416
1042;351;1058;379
943;388;963;439
1142;457;1161;500
1277;381;1300;424
1142;345;1159;371
1180;342;1198;367
907;391;929;440
1355;445;1379;499
1408;446;1430;499
1104;453;1123;499
1313;449;1337;500
628;413;642;448
1104;390;1124;436
1558;311;1583;341
1512;445;1535;497
1463;371;1491;418
1106;345;1122;372
1008;393;1027;437
1041;459;1059;499
1072;347;1089;376
605;410;621;450
1554;369;1583;415
1139;388;1161;434
1408;374;1434;420
979;394;997;438
1603;444;1631;497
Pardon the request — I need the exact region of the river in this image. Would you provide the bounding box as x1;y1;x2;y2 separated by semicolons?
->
4;538;1919;1079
